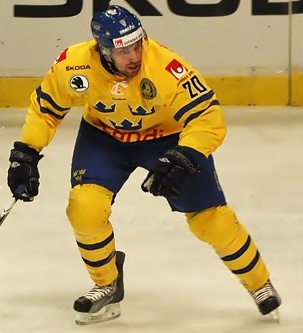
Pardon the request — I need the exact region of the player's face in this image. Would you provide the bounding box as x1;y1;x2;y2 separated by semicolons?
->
111;40;142;77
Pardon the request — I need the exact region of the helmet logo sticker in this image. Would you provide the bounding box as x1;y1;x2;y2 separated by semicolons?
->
140;78;157;100
111;81;128;95
165;59;188;80
70;75;89;92
119;24;136;35
113;27;144;48
114;39;124;48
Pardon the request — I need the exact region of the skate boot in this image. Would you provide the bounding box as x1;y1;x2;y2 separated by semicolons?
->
73;250;125;325
250;280;281;321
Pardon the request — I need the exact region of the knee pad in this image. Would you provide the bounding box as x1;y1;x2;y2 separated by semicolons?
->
186;205;245;251
66;184;113;235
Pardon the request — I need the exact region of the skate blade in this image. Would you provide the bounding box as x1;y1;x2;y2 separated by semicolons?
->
75;303;121;325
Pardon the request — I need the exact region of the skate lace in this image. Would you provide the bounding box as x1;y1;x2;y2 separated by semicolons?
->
250;282;275;305
85;284;114;302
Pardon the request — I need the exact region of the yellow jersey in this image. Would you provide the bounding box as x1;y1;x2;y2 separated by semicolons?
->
21;38;226;157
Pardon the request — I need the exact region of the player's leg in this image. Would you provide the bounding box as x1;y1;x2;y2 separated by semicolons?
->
66;119;134;324
67;184;117;286
186;206;280;316
168;154;281;318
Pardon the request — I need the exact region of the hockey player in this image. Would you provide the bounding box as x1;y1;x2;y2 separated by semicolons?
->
7;5;281;325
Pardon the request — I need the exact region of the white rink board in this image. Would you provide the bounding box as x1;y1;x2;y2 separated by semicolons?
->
0;1;302;76
0;107;303;332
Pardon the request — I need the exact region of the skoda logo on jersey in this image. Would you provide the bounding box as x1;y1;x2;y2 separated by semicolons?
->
70;75;89;92
140;78;157;99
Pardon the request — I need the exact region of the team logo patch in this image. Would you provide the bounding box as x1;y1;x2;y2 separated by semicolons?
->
54;48;68;64
165;59;188;80
140;78;157;99
70;75;89;92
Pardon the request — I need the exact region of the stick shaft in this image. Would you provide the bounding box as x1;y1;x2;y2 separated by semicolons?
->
0;198;17;227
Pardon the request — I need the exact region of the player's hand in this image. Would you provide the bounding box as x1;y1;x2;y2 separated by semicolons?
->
141;145;199;199
7;142;43;202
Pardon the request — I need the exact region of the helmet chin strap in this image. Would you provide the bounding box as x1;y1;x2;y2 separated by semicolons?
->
98;45;123;76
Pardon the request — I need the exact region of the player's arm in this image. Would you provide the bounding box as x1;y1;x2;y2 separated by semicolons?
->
142;71;226;199
7;50;76;201
174;74;226;158
21;65;73;152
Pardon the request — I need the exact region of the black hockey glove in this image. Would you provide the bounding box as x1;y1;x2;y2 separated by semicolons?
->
141;146;199;200
7;142;43;202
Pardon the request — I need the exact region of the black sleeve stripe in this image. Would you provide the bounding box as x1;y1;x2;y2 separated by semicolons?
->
36;85;70;112
40;106;66;120
184;99;220;127
174;90;215;122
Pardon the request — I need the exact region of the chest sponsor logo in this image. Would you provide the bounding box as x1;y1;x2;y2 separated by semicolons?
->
70;75;89;92
92;119;165;142
165;59;188;80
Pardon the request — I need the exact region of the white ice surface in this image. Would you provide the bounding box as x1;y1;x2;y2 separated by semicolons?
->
0;107;302;333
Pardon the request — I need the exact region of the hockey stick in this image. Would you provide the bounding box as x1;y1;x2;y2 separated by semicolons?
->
0;198;18;227
0;185;28;227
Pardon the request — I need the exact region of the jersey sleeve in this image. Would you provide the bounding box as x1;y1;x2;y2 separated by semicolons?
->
21;50;77;151
168;70;226;157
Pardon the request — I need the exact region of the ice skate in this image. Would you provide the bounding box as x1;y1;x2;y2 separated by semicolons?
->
250;280;281;322
73;251;125;325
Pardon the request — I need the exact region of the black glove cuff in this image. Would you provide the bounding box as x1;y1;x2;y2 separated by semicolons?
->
10;141;42;164
163;146;200;174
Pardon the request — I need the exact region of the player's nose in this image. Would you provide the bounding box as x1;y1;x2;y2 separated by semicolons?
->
129;49;141;62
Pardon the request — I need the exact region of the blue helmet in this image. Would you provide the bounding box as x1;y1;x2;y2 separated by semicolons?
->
91;5;145;50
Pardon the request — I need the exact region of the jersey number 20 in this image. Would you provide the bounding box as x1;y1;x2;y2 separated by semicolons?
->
182;75;207;99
